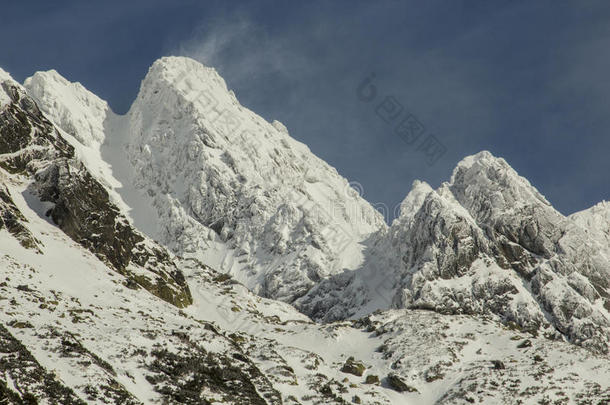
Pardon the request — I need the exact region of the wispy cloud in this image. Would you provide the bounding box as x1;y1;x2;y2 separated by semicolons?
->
176;14;314;90
170;1;610;218
170;5;501;220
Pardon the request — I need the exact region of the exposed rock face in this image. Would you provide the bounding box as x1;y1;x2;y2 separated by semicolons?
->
386;373;417;393
1;59;610;404
24;70;108;148
70;56;384;303
0;324;85;404
145;341;282;404
0;81;73;174
0;183;40;251
0;78;191;308
299;152;610;353
341;357;366;376
34;160;142;269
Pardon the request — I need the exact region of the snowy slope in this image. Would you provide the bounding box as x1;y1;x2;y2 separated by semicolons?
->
24;57;386;304
24;70;108;148
298;151;610;353
1;164;608;403
1;72;395;404
570;201;610;252
3;57;610;403
2;208;609;404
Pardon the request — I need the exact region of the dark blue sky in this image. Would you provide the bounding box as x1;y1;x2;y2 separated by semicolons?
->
2;1;609;220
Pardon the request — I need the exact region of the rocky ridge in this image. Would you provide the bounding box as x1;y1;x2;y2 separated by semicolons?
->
297;151;610;354
1;71;191;308
1;59;609;403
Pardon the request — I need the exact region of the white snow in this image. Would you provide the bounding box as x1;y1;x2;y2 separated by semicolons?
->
0;67;16;108
2;57;609;404
24;70;108;148
22;56;386;303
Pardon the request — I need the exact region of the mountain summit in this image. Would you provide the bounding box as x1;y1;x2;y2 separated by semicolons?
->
1;57;609;404
298;151;610;353
26;56;386;303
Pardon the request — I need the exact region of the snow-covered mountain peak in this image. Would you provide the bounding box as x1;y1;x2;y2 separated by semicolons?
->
0;67;13;83
25;69;68;86
5;56;388;304
298;150;610;353
115;56;387;302
451;150;546;198
144;56;228;93
133;56;238;126
570;200;610;249
0;68;18;108
451;149;495;169
395;180;433;222
24;69;109;148
448;150;554;225
2;57;610;403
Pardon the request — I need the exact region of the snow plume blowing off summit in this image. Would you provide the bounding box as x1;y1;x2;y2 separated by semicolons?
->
24;56;387;305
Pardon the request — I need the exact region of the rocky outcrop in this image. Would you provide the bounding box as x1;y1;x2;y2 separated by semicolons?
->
341;357;366;376
115;57;385;303
2;59;610;404
386;373;417;393
0;78;192;308
299;152;610;353
0;184;40;251
0;82;73;174
0;324;85;404
145;340;282;404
